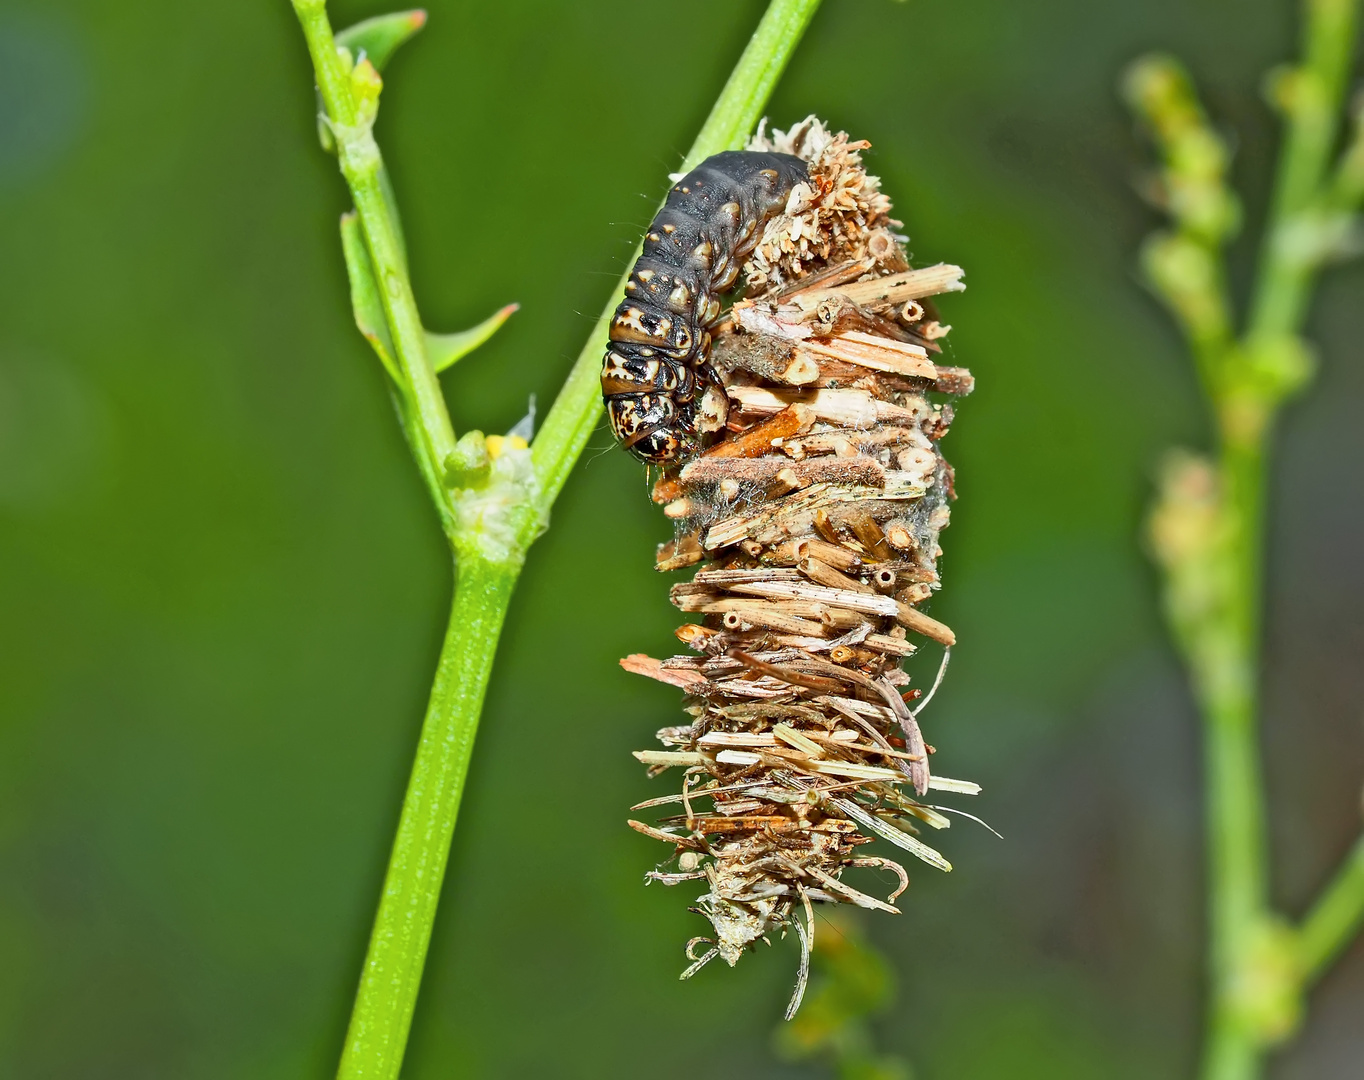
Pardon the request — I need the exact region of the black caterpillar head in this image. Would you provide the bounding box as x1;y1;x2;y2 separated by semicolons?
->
601;149;808;468
606;395;701;464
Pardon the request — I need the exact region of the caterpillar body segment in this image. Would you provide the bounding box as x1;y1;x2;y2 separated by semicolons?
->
602;150;809;464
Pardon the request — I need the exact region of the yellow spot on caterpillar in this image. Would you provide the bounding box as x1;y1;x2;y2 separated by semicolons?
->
612;306;673;345
667;284;691;312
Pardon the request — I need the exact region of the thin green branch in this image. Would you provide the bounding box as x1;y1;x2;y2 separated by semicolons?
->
1299;833;1364;983
339;211;454;516
525;0;824;535
687;0;825;171
1248;0;1359;341
1325;97;1364;207
1132;2;1362;1078
294;0;459;528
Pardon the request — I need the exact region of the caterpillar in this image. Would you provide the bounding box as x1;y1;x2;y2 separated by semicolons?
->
600;150;810;465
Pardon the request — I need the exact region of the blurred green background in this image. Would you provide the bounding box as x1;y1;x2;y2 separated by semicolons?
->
2;0;1361;1076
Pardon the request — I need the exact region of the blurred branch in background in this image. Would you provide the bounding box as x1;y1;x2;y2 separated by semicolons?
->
1124;0;1364;1077
774;910;912;1080
287;0;822;1076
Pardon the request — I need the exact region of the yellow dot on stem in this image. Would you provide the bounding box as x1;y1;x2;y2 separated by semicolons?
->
484;434;528;459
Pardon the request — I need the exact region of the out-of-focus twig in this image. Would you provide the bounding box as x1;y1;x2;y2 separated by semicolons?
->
773;910;911;1080
1125;2;1364;1077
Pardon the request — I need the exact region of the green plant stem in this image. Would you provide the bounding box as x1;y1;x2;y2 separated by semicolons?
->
1177;2;1360;1077
526;0;823;526
1202;1017;1258;1080
294;0;458;527
1248;0;1359;341
288;1;825;1076
1196;437;1271;1080
1298;834;1364;982
336;552;515;1080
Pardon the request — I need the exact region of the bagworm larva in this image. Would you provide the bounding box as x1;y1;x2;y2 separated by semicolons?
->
601;150;809;464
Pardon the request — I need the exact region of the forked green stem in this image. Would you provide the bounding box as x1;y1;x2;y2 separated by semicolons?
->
289;1;823;1075
1130;2;1364;1077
